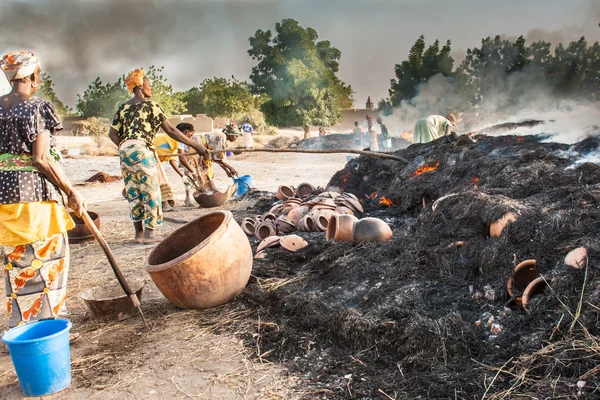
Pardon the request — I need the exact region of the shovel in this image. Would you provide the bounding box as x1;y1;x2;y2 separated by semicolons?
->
79;209;149;329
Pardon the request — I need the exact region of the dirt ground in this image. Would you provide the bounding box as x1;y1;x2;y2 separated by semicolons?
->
0;150;347;400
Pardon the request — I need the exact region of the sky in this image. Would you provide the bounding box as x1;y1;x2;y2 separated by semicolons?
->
0;0;597;109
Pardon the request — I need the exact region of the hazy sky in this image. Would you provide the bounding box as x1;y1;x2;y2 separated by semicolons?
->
0;0;597;108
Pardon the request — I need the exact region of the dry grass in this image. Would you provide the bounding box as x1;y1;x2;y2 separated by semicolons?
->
82;135;119;156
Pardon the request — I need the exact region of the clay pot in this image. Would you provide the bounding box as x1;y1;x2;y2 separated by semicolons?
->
564;247;587;269
255;221;277;240
315;215;330;232
241;218;256;236
280;235;308;252
68;211;101;244
326;214;358;242
489;212;518;237
276;185;296;201
145;211;252;309
522;276;548;311
297;183;315;198
506;259;540;309
336;206;355;216
275;216;295;234
194;181;238;208
287;206;309;225
352;218;393;244
262;212;277;222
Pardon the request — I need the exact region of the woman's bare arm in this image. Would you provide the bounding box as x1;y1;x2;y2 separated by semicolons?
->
161;120;208;157
32;131;86;216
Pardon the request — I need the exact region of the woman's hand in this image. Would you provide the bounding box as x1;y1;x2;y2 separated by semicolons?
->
193;143;208;157
67;190;87;217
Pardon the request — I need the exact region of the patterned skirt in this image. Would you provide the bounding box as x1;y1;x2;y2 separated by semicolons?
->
2;233;69;329
119;142;163;229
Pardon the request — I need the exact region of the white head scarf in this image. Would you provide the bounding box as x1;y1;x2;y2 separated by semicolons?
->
0;51;40;82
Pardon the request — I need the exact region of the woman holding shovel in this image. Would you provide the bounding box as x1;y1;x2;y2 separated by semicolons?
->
0;52;86;329
108;69;208;244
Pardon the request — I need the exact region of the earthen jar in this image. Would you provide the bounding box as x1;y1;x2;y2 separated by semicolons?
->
489;212;518;237
255;221;277;240
336;206;355;216
297;183;315;198
522;276;548;312
316;215;330;231
287;206;309;225
275;216;295;234
326;214;358;242
241;218;256;236
506;259;540;309
276;185;296;201
145;211;252;309
352;218;393;244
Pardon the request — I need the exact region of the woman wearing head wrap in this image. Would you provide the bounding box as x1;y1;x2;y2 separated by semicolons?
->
412;113;457;144
108;68;208;244
0;51;86;329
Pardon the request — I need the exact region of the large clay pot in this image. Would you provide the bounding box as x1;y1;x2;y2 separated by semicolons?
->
353;218;393;244
145;211;252;309
326;214;358;242
68;211;100;244
276;185;296;201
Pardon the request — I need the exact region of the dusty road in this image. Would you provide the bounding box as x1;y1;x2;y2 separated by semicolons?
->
0;151;347;399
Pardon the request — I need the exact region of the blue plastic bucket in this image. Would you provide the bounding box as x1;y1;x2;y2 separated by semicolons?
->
233;175;252;197
2;319;72;396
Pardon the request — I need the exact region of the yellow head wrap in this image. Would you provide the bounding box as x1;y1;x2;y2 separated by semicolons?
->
0;51;40;83
125;68;145;93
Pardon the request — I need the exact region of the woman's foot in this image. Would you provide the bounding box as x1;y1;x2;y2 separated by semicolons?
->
133;221;144;244
142;228;161;244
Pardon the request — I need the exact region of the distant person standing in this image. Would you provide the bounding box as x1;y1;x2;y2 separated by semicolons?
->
413;113;456;144
353;121;364;147
241;118;254;149
318;127;328;137
366;114;378;151
377;117;391;151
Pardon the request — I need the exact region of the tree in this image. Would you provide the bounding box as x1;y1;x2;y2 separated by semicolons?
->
38;73;71;117
389;35;454;106
377;98;394;116
248;19;350;138
198;77;254;118
145;65;185;116
76;77;129;118
178;87;204;116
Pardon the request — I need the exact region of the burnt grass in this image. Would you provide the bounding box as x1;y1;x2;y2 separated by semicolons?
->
237;132;600;399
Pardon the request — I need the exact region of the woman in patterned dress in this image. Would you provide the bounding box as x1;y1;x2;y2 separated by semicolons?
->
0;51;86;329
108;69;208;244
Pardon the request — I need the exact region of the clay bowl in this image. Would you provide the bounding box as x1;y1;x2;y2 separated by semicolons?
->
341;192;359;202
257;236;281;253
80;281;144;321
269;204;285;215
297;183;315;198
506;259;540;308
241;218;256;236
353;218;393;244
280;235;308;252
68;211;100;244
255;221;277;241
522;276;548;312
326;214;358;242
489;212;518;237
194;181;238;208
564;247;587;269
344;197;364;213
145;211;252;309
276;185;296;201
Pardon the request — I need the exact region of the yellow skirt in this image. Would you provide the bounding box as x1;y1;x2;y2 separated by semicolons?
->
0;201;74;247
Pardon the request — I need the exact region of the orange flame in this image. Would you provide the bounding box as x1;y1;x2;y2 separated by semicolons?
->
409;162;440;178
516;137;525;142
471;177;480;184
379;196;393;206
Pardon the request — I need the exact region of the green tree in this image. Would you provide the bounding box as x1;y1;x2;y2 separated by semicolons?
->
377;98;394;116
76;77;129;118
178;87;204;116
389;35;454;106
248;19;350;138
198;77;254;118
38;73;71;117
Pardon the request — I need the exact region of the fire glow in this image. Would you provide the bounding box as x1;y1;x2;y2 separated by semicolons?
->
471;177;480;184
379;196;393;207
409;162;440;178
366;191;378;200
